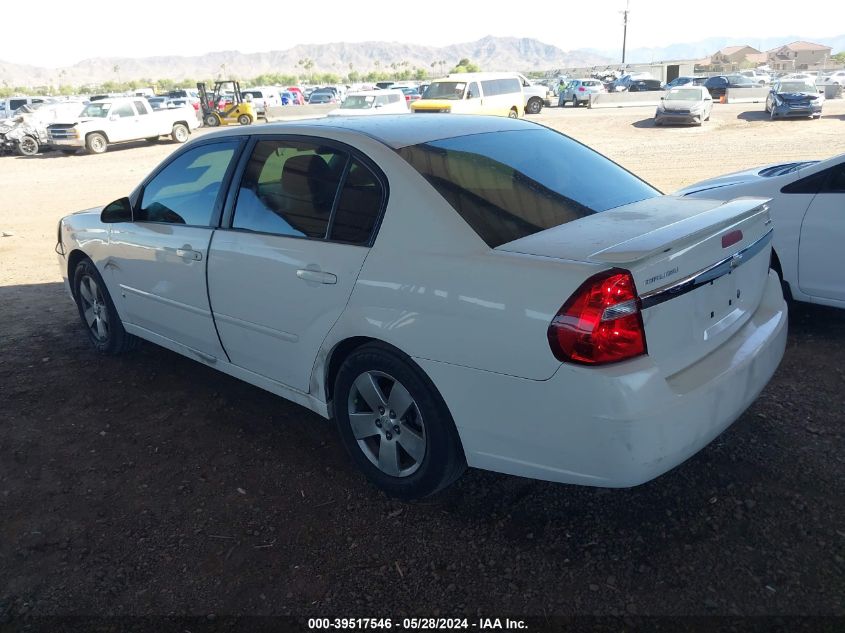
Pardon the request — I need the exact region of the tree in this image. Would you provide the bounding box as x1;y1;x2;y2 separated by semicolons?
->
451;58;480;73
832;52;845;64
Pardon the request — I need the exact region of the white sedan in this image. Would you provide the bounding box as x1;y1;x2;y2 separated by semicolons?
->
676;153;845;309
654;85;713;126
57;116;787;498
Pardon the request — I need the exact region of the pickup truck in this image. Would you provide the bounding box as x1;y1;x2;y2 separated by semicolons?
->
46;97;200;154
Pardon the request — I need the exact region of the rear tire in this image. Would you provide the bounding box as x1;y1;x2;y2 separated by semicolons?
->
85;132;108;154
72;258;139;355
334;343;466;499
171;123;189;143
237;114;252;126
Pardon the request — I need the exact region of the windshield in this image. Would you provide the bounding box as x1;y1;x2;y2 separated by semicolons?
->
777;82;816;93
423;82;466;100
79;103;111;118
398;129;660;248
341;95;375;109
666;89;702;101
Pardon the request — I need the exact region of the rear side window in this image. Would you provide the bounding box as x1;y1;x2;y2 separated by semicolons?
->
232;140;346;238
329;160;384;244
134;100;149;115
398;129;659;248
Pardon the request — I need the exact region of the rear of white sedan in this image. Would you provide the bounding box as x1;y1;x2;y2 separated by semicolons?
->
56;115;787;499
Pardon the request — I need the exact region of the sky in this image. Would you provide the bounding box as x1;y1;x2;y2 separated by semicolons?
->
2;0;843;67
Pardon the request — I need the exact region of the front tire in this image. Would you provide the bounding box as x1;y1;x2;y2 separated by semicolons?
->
72;258;138;354
237;114;252;126
525;98;542;115
85;132;108;154
17;135;39;156
171;123;189;143
204;113;220;127
334;343;466;499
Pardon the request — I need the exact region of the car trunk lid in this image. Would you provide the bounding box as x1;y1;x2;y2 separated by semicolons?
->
498;196;774;376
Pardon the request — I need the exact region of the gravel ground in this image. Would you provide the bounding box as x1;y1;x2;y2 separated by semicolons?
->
1;101;844;628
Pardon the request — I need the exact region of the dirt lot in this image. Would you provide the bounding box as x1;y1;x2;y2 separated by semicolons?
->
1;102;844;627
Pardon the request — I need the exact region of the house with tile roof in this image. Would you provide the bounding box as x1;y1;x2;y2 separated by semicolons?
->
767;41;833;71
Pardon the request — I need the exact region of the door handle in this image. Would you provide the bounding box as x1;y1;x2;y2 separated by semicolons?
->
175;248;202;261
296;269;337;284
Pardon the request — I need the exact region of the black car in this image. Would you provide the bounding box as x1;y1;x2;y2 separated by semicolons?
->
704;75;758;99
628;79;664;92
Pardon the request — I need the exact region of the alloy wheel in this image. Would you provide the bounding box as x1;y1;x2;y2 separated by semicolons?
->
78;275;109;342
347;371;426;477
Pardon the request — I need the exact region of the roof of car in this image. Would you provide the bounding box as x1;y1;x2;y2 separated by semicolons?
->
200;114;537;149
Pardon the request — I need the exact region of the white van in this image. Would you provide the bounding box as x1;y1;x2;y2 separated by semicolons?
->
412;72;524;118
242;87;283;117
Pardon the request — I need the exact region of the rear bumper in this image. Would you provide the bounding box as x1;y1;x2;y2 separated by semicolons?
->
418;271;787;487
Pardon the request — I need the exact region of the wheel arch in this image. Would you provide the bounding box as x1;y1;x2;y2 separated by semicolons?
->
769;248;793;301
66;249;90;297
85;130;109;143
173;120;191;131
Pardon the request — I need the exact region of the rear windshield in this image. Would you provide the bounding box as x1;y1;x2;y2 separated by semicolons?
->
398;128;660;247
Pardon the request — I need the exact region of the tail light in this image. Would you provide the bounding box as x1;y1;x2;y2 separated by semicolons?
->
547;269;646;365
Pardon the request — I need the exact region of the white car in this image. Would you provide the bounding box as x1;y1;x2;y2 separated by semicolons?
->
56;116;787;498
676;153;845;309
817;71;845;87
327;90;408;116
655;86;713;126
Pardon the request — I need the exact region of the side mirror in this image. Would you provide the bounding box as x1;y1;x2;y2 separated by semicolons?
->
101;197;133;223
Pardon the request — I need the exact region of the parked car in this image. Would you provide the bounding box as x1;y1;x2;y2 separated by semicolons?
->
654;86;713;126
1;96;52;118
816;70;845;86
765;79;824;119
286;87;306;105
663;76;706;90
739;69;772;85
394;86;422;105
308;90;338;104
627;79;664;92
56;115;786;498
242;87;283;116
560;78;606;106
608;73;654;92
147;96;170;111
677;152;845;309
0;101;87;155
328;90;408;116
725;75;758;89
411;73;524;118
46;97;200;154
704;75;738;99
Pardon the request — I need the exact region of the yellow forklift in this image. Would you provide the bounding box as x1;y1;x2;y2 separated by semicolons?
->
197;81;256;127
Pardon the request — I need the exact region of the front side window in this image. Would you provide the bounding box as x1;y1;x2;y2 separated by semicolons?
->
398;129;659;248
232;140;346;238
138;141;238;225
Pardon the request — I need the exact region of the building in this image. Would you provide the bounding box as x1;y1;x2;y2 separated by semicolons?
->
767;41;833;71
700;45;763;72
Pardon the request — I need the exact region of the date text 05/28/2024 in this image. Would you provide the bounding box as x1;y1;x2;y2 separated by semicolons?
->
307;618;528;630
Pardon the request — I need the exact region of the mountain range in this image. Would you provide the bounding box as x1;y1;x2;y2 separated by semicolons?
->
0;37;610;88
1;34;842;88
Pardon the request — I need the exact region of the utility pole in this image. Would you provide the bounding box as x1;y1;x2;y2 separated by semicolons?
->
621;0;630;65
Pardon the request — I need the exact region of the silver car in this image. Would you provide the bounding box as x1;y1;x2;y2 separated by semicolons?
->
560;79;606;107
655;86;713;126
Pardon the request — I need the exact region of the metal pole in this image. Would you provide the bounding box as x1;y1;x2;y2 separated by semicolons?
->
621;1;629;65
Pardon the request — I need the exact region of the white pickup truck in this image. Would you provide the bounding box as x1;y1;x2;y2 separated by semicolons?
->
46;97;200;154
